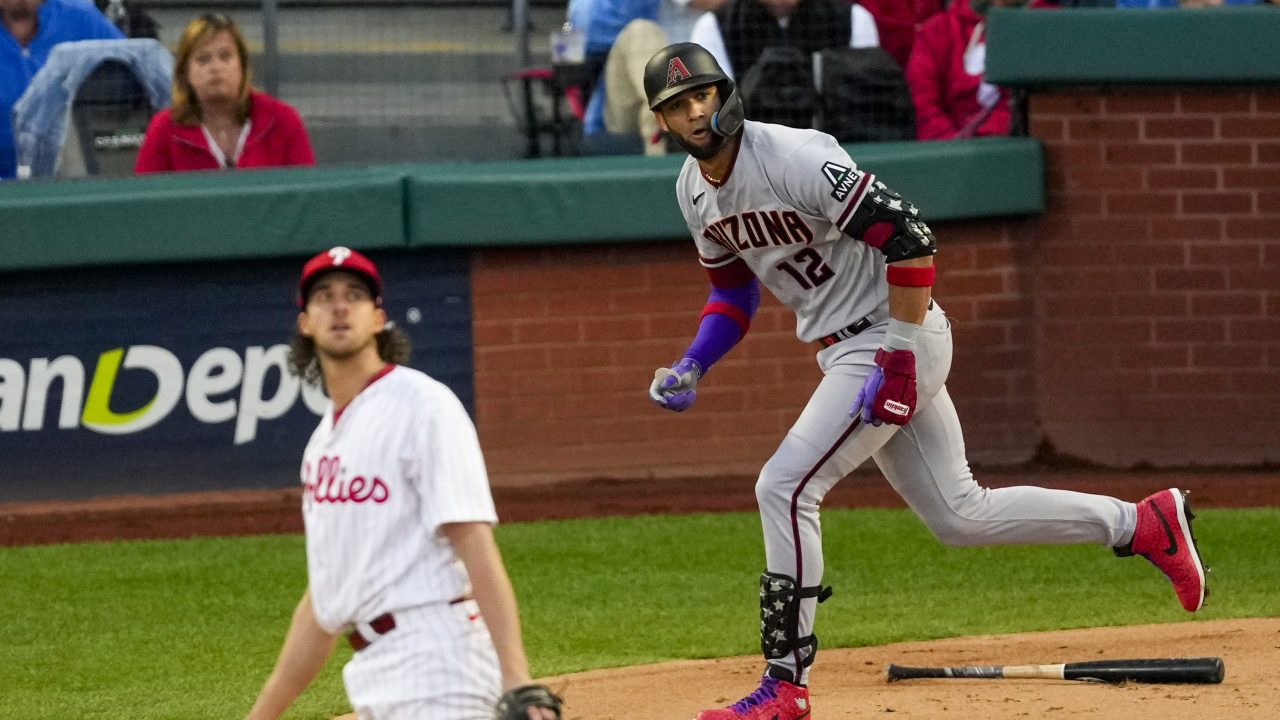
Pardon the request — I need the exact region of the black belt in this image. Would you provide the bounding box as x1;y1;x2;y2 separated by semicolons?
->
816;300;933;349
816;316;873;348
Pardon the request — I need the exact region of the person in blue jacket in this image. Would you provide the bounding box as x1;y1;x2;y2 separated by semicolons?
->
1;0;122;179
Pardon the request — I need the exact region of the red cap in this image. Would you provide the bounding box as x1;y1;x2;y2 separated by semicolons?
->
298;246;383;308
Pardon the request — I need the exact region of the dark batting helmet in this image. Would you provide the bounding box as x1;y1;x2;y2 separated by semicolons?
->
643;43;744;137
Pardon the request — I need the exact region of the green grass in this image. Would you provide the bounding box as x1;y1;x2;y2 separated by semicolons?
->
2;508;1277;720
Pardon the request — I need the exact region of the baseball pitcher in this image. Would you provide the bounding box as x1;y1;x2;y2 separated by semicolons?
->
642;43;1209;720
243;248;561;720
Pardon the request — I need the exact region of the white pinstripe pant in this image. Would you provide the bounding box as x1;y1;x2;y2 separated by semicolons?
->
344;600;501;720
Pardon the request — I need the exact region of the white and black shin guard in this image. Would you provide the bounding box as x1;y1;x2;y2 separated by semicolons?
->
759;571;832;684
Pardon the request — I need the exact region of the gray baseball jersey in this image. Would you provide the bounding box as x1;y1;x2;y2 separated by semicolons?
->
677;120;886;342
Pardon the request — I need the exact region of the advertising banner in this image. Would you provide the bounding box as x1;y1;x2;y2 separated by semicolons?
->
0;249;473;502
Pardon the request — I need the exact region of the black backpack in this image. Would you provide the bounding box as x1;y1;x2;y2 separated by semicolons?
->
816;46;916;143
64;60;155;177
94;0;160;39
737;45;818;131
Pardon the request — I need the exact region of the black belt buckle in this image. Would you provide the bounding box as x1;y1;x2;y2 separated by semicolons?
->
817;316;873;348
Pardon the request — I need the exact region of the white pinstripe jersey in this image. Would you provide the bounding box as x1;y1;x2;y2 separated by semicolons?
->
300;365;498;634
677;120;888;342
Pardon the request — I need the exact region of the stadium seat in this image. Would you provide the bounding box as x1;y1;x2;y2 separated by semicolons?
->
12;38;172;179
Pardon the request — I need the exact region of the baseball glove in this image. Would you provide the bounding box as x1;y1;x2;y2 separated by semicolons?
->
494;683;563;720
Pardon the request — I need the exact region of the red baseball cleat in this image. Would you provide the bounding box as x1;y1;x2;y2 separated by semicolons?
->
1128;488;1209;612
695;676;811;720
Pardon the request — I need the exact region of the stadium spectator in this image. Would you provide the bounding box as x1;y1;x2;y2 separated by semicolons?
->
582;0;727;154
583;0;714;72
713;0;851;83
682;0;854;132
856;0;945;70
906;0;1054;142
690;1;889;81
135;13;314;173
568;0;596;35
1;0;123;179
94;0;158;39
685;0;921;140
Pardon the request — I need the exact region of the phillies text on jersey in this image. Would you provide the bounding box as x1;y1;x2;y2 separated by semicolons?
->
300;364;498;634
304;455;391;504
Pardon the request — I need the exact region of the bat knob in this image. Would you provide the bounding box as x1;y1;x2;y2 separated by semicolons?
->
1206;657;1226;684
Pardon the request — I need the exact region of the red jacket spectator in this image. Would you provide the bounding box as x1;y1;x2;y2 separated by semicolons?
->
135;91;314;172
856;0;945;70
906;0;1053;141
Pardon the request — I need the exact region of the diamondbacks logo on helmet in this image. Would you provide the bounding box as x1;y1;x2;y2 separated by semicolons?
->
667;57;691;87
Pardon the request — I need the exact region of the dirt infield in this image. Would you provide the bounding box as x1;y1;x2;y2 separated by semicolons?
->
3;468;1277;719
547;618;1280;720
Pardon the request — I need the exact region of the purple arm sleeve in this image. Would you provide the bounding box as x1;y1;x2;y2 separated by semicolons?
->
681;280;760;372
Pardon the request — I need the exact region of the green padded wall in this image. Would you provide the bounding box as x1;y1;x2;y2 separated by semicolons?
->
0;138;1043;271
405;137;1044;246
0;166;406;271
987;7;1280;86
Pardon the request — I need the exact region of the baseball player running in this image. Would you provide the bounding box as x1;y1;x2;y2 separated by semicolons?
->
642;44;1209;720
244;247;561;720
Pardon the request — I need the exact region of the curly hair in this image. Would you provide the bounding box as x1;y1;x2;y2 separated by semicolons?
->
287;326;412;388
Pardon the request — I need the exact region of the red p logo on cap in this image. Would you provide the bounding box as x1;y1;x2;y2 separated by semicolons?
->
298;246;384;307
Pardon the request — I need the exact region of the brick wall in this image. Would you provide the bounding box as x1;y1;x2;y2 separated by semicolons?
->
473;85;1279;486
1024;87;1280;466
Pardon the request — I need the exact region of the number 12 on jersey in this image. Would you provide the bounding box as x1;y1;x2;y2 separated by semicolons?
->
777;248;835;290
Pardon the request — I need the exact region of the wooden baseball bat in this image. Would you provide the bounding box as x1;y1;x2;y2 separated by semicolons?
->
886;657;1224;684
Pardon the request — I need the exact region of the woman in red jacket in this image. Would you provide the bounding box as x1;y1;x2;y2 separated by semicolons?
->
135;13;314;173
856;0;946;70
906;0;1053;141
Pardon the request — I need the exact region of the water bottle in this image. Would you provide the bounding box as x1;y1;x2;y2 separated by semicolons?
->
550;22;586;65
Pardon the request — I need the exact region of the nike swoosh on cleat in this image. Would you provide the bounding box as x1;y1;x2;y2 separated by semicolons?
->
1151;502;1180;556
694;192;706;204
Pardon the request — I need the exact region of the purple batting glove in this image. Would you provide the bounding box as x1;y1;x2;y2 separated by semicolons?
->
851;364;886;426
649;357;702;412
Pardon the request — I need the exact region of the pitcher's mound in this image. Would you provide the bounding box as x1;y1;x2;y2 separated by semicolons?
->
542;618;1277;720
